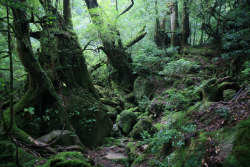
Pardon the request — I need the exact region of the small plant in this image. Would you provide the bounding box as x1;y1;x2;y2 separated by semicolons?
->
23;107;35;115
217;107;231;118
138;95;151;111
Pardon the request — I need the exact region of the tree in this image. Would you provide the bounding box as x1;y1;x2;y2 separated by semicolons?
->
169;0;179;46
181;0;190;46
1;0;111;148
84;0;147;89
154;0;170;48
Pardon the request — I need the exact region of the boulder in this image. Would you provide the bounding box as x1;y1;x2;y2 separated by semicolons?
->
117;110;137;134
68;93;112;148
134;76;154;101
130;117;155;139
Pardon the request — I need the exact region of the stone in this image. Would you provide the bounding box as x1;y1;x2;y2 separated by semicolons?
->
130;117;155;139
134;76;154;101
117;110;137;134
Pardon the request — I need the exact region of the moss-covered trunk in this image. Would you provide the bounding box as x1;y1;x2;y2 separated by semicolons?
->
84;0;147;89
4;0;68;141
39;0;98;99
181;0;190;46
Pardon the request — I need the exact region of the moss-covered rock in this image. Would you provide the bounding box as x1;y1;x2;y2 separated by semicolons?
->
130;117;155;139
43;152;91;167
117;110;137;134
224;119;250;166
134;76;154;101
0;139;38;167
67;92;112;148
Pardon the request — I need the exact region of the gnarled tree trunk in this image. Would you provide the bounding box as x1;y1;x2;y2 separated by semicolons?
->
85;0;147;90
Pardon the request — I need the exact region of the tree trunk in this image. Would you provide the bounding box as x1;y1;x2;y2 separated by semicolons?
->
170;0;179;46
3;0;111;148
39;0;98;99
6;0;67;141
181;0;190;46
84;0;146;90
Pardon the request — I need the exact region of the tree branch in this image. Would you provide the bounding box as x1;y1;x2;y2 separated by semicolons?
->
117;0;134;19
0;68;10;71
125;25;147;48
0;29;13;33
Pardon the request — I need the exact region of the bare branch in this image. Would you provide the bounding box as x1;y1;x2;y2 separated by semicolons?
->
117;0;134;19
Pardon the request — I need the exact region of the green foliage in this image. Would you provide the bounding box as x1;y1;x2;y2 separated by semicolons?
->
138;95;151;111
163;88;199;111
216;107;231;118
228;119;250;166
23;107;35;115
158;59;200;76
141;124;196;154
69;103;98;130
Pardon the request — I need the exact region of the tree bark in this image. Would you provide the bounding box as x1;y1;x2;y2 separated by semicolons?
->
181;0;190;46
170;0;180;47
39;0;99;99
154;0;170;48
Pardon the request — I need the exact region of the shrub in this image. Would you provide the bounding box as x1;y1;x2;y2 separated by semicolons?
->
158;59;200;77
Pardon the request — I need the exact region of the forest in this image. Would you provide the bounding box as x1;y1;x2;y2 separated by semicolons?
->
0;0;249;166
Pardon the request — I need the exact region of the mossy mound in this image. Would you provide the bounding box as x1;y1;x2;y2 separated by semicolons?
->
117;110;137;134
187;46;214;56
224;119;250;166
134;76;154;101
43;152;91;167
0;139;38;167
67;91;112;148
130;117;155;139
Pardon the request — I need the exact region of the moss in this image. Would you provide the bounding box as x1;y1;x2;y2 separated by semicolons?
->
164;111;188;130
131;154;146;166
225;119;250;167
187;46;214;56
130;117;155;139
43;152;91;167
0;139;39;167
184;78;195;87
112;158;129;166
117;110;137;134
67;91;112;147
134;76;154;101
126;142;139;158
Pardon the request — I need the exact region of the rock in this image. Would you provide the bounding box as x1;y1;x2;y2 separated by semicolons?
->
130;117;155;139
134;76;154;101
105;105;118;121
117;110;137;134
37;130;76;147
68;93;112;148
104;153;127;160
